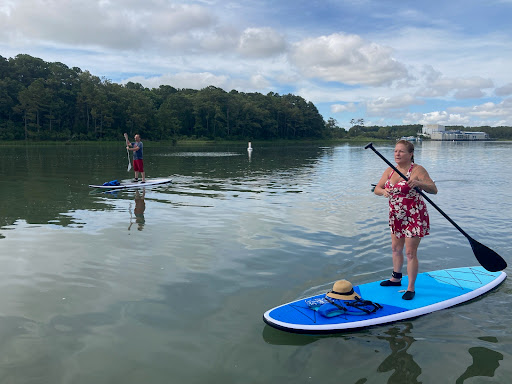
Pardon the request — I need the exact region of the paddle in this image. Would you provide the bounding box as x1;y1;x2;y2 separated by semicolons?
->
365;142;507;272
124;133;132;172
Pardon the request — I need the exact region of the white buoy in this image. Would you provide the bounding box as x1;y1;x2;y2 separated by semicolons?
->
247;141;253;151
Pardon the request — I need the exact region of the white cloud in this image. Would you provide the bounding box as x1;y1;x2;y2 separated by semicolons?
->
237;27;287;58
404;98;512;126
123;72;230;90
249;74;271;89
417;75;494;99
289;33;409;86
0;0;15;16
121;70;274;93
495;83;512;97
198;26;239;52
448;98;512;119
404;111;471;126
373;26;512;85
150;4;215;34
366;94;423;116
331;103;357;113
1;1;216;51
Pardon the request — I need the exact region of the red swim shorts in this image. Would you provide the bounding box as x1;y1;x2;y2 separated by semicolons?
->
133;159;144;172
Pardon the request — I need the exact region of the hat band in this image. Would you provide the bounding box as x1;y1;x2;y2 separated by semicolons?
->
329;288;355;296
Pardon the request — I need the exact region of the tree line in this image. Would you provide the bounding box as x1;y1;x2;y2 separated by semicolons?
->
1;54;512;141
0;54;328;141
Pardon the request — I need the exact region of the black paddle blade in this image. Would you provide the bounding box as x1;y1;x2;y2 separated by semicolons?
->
469;237;507;272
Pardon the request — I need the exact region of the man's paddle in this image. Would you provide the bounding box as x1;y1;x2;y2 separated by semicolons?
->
365;142;507;272
124;133;132;172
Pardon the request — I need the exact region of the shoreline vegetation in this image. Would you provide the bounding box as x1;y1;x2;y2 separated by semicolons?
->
2;54;512;143
1;137;510;148
0;138;392;146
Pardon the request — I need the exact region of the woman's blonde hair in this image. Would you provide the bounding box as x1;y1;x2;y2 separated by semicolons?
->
396;139;415;162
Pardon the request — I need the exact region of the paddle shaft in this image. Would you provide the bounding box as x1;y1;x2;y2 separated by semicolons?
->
364;142;471;239
124;133;132;171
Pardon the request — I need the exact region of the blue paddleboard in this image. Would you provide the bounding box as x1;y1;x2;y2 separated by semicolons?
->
89;178;172;190
263;266;506;334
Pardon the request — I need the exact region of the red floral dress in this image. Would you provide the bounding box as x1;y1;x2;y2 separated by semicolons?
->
385;164;430;238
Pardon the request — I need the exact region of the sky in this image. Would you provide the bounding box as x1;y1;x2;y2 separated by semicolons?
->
1;0;512;128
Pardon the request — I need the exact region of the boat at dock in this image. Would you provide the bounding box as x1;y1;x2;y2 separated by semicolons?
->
399;136;421;142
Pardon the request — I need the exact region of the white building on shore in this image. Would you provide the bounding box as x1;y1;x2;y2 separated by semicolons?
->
422;124;446;136
422;124;489;141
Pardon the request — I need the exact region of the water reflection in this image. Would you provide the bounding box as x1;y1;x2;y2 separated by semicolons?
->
0;144;328;232
128;190;145;231
455;346;503;383
376;323;421;384
261;325;318;346
248;141;253;162
0;142;510;382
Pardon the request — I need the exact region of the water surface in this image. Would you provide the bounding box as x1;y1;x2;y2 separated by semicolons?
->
0;141;511;383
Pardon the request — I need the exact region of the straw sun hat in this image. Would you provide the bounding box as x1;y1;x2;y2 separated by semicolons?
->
326;280;360;301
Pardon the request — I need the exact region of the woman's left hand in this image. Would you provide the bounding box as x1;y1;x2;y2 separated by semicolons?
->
407;179;422;189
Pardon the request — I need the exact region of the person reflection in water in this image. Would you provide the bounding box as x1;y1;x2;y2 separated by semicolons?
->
129;190;145;231
377;323;421;384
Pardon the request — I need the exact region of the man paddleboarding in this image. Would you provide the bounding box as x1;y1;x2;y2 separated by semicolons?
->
125;133;146;183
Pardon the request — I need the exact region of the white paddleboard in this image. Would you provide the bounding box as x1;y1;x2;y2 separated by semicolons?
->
89;178;172;190
263;266;506;334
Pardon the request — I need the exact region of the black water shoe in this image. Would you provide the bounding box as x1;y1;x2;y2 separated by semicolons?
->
402;291;415;300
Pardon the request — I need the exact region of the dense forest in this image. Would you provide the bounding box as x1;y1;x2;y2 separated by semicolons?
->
1;54;512;141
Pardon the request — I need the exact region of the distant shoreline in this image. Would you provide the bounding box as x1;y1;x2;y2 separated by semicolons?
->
0;138;391;147
1;137;510;147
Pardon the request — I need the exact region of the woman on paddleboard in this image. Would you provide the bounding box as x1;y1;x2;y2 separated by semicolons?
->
374;140;437;300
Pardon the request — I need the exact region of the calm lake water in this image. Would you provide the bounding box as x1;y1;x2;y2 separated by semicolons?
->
0;141;511;384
